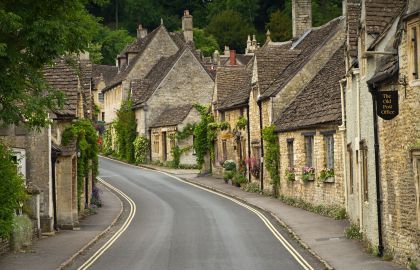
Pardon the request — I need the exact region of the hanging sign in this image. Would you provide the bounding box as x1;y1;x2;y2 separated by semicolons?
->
377;91;399;120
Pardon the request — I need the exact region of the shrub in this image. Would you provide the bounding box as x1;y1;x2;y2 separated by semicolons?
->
115;100;136;163
233;172;247;186
11;215;32;251
223;171;235;181
235;116;247;130
0;142;27;239
285;167;296;182
262;125;280;197
241;182;260;193
223;160;236;171
133;136;149;164
91;185;102;207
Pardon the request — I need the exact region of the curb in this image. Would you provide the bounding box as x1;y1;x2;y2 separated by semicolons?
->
56;181;124;270
99;155;333;269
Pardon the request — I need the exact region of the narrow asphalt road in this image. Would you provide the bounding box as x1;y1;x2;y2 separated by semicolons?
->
89;157;315;270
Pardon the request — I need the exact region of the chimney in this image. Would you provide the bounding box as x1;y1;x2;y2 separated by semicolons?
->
230;50;236;65
137;24;148;39
224;46;230;56
182;10;193;42
292;0;312;38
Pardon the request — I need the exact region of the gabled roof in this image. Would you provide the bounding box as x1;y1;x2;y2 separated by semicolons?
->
132;46;214;108
274;45;345;132
261;17;344;99
365;0;406;35
347;0;361;58
92;64;118;87
254;42;299;93
149;104;194;128
44;58;79;118
215;67;251;111
103;26;186;92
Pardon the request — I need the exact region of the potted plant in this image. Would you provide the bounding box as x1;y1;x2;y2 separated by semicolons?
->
223;160;236;184
223;170;235;183
319;168;335;183
302;167;315;182
285;167;296;182
233;172;247;187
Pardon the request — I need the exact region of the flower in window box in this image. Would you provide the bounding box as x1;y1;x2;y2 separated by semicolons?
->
319;168;335;182
302;166;315;182
285;167;296;182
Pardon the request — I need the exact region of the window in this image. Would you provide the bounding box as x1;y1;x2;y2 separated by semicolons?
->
408;19;420;80
11;148;26;183
287;139;294;168
360;29;367;77
411;149;420;229
347;144;354;194
101;112;105;121
220;111;225;121
324;135;334;169
240;108;244;117
360;141;368;202
98;92;104;103
153;135;159;154
222;140;227;161
304;135;314;167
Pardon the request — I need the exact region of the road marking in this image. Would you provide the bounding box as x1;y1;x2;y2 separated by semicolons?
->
77;177;136;270
100;156;314;270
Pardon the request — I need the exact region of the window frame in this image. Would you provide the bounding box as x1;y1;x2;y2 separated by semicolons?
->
287;138;294;168
324;134;334;169
411;149;420;229
304;134;314;168
360;140;369;202
407;18;420;81
347;144;354;194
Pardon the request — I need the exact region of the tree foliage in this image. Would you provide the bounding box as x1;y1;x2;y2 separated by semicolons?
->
115;99;136;163
0;0;99;128
133;135;149;164
262;125;280;197
206;10;256;53
265;10;292;42
0;142;27;239
193;29;219;57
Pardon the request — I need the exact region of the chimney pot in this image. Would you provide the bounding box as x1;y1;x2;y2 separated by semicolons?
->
137;24;148;39
182;10;193;42
230;50;236;66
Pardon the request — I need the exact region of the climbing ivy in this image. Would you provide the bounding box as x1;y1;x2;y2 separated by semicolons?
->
133;135;149;164
102;124;114;156
0;142;27;239
115;99;136;163
193;104;214;169
236;116;247;130
262;125;280;197
62;119;99;210
175;123;196;140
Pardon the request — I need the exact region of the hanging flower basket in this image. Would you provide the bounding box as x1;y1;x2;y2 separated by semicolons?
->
220;131;233;140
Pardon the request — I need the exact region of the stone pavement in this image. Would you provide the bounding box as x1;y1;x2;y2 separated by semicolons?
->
0;182;122;270
143;164;404;270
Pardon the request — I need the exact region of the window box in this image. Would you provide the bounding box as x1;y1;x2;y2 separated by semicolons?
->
323;176;335;183
302;167;315;182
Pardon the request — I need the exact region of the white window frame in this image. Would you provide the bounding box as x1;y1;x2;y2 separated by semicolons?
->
12;148;26;184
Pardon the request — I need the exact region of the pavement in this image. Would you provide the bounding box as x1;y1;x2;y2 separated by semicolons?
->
0;182;123;270
142;163;404;270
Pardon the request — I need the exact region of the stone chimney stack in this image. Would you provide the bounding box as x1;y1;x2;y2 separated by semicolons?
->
229;50;236;65
292;0;312;38
182;10;193;42
224;46;230;56
137;24;148;39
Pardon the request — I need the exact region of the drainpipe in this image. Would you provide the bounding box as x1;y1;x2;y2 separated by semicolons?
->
368;83;384;257
258;100;264;191
355;70;363;231
148;129;152;162
339;78;348;209
246;105;252;182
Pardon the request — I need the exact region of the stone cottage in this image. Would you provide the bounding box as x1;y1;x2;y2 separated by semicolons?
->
342;0;406;256
0;56;94;233
212;66;252;178
92;64;118;123
101;11;193;125
149;105;200;165
363;0;419;264
274;45;346;208
248;0;345;192
131;44;215;139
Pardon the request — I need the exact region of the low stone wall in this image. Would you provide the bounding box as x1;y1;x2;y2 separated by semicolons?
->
0;238;10;256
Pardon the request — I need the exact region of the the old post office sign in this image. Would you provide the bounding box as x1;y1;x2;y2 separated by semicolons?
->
377;91;399;120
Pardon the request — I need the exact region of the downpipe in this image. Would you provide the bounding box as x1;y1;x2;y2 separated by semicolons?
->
258;100;264;191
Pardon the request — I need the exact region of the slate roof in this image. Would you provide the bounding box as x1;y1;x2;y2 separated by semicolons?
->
274;45;345;132
149;105;194;128
261;17;344;99
365;0;406;35
44;58;80;118
367;54;399;85
92;64;118;87
215;67;251;110
255;42;299;93
103;26;186;92
347;0;361;58
131;46;215;108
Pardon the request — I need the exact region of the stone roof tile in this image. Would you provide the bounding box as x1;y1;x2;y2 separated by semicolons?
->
92;64;118;87
149;104;194;128
216;67;251;110
365;0;406;35
275;45;345;132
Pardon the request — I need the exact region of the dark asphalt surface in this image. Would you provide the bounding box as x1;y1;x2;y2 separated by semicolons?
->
90;157;309;270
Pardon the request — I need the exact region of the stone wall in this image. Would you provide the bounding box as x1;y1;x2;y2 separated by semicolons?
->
278;127;345;207
0;238;9;256
213;107;249;178
104;84;123;124
143;49;214;135
377;28;420;265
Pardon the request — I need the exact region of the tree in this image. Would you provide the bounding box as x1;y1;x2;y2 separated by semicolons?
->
97;27;135;65
115;99;136;163
265;10;292;42
0;0;99;128
206;10;256;53
193;28;219;57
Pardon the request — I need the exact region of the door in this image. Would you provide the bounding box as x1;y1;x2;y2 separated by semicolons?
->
162;132;167;161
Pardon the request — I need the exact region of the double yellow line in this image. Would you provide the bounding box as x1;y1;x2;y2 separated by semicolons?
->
77;177;136;270
93;156;314;270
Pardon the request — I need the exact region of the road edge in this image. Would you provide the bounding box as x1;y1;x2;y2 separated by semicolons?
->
57;181;124;270
99;155;334;270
